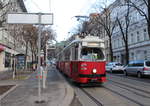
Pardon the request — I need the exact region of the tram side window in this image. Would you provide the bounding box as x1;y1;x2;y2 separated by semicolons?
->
59;54;62;61
65;49;71;61
72;45;78;60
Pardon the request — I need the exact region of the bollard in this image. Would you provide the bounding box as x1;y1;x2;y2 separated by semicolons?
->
42;67;47;88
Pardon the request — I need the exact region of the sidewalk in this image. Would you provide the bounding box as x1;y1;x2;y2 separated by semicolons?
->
0;66;74;106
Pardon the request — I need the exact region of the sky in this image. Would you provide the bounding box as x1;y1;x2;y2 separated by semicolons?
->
24;0;115;41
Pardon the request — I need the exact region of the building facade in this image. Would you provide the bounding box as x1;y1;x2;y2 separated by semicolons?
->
110;0;150;64
0;0;28;71
84;0;150;64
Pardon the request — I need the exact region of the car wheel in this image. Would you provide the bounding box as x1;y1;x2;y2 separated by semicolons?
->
124;70;128;76
137;72;142;78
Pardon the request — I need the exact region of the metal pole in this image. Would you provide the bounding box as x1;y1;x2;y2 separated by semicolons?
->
37;13;42;102
43;43;47;88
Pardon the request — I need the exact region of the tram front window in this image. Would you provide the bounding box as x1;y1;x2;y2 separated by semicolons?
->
81;47;104;61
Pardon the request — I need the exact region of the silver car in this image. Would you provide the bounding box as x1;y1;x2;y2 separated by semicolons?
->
106;62;124;73
124;60;150;78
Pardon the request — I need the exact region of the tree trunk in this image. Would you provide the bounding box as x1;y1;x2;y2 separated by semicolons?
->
44;48;46;66
32;51;34;63
125;41;129;65
24;41;28;70
109;37;113;62
148;0;150;39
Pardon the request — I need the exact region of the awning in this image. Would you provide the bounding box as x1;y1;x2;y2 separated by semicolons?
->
0;45;5;51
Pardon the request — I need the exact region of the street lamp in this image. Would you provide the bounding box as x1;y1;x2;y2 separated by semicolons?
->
74;15;90;36
74;15;89;21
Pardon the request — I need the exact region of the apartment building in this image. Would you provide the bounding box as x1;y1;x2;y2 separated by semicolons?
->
0;0;28;71
110;0;150;64
85;0;149;64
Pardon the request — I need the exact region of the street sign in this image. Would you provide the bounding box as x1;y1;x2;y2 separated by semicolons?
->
7;12;53;103
7;13;53;25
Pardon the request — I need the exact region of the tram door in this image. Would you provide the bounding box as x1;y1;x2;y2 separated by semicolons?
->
71;44;79;78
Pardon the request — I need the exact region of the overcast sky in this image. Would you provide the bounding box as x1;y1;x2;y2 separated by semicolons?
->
24;0;115;41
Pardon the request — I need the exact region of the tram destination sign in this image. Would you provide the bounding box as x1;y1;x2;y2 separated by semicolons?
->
7;13;53;25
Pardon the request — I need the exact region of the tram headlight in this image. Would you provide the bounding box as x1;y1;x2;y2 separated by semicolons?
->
92;69;97;73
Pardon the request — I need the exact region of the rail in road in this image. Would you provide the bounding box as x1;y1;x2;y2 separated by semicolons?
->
58;69;150;106
79;87;103;106
74;75;150;106
107;73;150;84
105;74;150;106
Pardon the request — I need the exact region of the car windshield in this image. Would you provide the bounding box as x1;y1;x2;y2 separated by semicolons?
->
81;47;104;61
115;63;123;66
146;61;150;66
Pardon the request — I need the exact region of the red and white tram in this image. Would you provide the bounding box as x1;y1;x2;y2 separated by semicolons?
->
57;35;106;84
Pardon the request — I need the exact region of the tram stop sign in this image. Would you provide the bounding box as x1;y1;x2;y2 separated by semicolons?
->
7;13;53;25
7;13;53;102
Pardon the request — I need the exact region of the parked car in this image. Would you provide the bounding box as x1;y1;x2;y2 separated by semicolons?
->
106;62;124;73
123;60;150;78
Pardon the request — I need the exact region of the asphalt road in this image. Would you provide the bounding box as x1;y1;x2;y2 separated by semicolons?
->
72;73;150;106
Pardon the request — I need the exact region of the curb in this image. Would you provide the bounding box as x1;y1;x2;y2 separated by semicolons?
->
0;84;18;100
55;69;74;106
59;83;74;106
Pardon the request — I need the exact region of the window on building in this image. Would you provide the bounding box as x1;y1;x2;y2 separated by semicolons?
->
143;29;148;41
5;52;11;68
131;33;134;44
117;39;119;48
113;40;115;49
106;40;109;48
122;39;124;46
137;31;140;42
136;12;140;21
131;52;134;60
144;51;147;60
113;40;115;48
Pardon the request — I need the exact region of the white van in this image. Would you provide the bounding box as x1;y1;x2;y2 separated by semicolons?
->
106;62;124;73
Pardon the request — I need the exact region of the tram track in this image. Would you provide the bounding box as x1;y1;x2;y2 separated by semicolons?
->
103;86;145;106
79;87;103;106
68;78;149;106
59;70;150;106
107;79;150;98
79;84;146;106
108;79;150;95
58;70;104;106
74;77;150;106
108;73;150;84
103;78;150;106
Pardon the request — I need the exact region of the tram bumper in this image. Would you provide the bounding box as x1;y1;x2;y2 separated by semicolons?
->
78;74;106;83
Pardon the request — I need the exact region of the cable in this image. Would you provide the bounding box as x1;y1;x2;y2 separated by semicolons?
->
49;0;51;13
29;0;42;11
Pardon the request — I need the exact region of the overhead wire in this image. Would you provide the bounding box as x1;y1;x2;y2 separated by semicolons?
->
29;0;42;12
48;0;51;13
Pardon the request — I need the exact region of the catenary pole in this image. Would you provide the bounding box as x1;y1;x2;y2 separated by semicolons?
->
37;13;42;102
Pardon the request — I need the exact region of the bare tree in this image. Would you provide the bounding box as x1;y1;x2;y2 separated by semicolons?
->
127;0;150;39
8;24;24;78
41;28;56;65
87;8;117;61
116;1;130;64
21;25;38;70
27;26;38;66
0;1;10;27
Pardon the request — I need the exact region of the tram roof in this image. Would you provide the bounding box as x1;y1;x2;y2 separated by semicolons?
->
81;36;104;42
69;36;104;43
57;36;104;56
